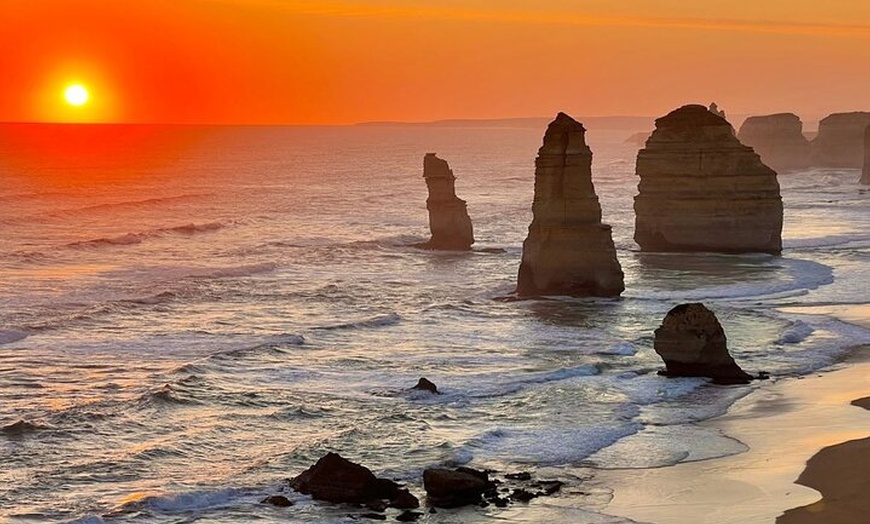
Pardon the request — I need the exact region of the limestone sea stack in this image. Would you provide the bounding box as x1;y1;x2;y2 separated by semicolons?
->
811;112;870;167
516;113;624;297
634;104;783;255
737;113;811;172
862;126;870;185
654;303;752;385
418;153;474;250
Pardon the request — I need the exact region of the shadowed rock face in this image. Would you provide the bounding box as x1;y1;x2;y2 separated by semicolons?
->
419;153;474;250
862;126;870;185
811;112;870;168
654;303;752;385
737;113;810;172
516;112;624;297
634;104;783;255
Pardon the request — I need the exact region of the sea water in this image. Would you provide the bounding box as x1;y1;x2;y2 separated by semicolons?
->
0;123;868;523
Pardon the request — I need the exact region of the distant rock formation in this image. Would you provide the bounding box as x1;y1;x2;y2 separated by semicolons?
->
862;126;870;185
634;104;783;255
624;131;651;147
811;112;870;167
708;102;726;119
418;153;474;250
737;113;811;172
516;113;624;297
290;452;419;509
654;303;752;385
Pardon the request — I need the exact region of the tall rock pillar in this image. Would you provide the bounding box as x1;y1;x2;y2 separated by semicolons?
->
420;153;474;250
516;113;624;297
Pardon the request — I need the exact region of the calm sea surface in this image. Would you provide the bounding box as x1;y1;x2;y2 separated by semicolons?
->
0;123;868;523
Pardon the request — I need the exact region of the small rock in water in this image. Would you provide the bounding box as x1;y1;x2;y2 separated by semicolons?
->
504;472;532;481
396;510;423;522
509;489;538;502
261;495;293;507
411;377;439;394
359;513;387;520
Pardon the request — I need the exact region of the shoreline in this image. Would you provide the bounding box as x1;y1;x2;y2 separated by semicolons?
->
597;305;870;524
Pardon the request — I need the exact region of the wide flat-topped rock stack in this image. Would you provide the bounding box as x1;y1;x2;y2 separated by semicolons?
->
737;113;810;172
811;112;870;168
634;104;783;255
516;112;624;297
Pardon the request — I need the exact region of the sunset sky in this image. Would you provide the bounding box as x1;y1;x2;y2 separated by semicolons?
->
2;0;869;124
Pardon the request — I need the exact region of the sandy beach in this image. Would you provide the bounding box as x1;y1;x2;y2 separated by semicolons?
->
599;306;870;524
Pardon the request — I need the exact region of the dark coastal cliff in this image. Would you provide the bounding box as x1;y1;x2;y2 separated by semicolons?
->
634;104;783;255
516;113;624;297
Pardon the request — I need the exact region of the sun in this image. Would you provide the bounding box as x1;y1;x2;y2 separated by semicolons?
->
64;84;89;106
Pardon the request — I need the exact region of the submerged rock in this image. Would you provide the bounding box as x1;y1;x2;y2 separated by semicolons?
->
418;153;474;250
423;467;489;508
811;112;870;168
634;104;783;255
516;112;625;297
737;113;811;172
261;495;294;507
862;126;870;185
290;452;419;509
411;377;439;394
653;303;752;385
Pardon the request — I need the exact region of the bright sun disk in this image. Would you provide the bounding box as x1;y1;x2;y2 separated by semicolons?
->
64;84;89;106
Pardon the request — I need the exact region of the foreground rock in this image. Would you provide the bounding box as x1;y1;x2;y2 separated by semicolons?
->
516;112;624;297
654;303;752;385
290;453;419;509
737;113;811;172
811;112;870;168
634;104;783;255
417;153;474;250
862;126;870;185
423;467;490;508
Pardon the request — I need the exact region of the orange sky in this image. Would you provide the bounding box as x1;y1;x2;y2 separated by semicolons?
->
1;0;868;124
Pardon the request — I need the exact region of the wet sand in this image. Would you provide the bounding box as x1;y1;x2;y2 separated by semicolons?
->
598;301;870;524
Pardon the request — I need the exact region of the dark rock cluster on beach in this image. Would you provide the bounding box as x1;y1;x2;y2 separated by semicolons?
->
634;104;783;255
416;153;474;251
264;453;565;521
516;112;625;298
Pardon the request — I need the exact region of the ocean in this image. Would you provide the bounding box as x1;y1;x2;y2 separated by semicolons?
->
1;123;868;523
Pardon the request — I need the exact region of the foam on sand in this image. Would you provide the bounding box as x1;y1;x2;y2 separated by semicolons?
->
598;351;870;524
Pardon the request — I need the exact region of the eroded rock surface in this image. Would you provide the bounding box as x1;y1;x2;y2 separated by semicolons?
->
737;113;811;172
811;112;870;168
654;303;752;385
418;153;474;250
516;112;624;297
634;104;783;255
